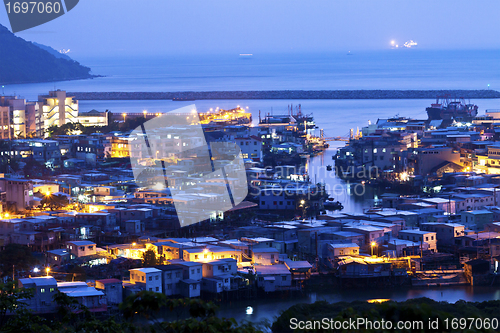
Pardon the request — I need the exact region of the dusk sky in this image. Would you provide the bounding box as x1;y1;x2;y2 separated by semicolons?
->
1;0;499;57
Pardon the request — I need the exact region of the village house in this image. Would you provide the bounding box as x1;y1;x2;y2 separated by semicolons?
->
95;279;123;305
57;282;107;312
46;249;71;266
461;210;494;230
420;222;466;247
18;277;58;313
398;229;437;252
251;247;279;265
168;260;202;298
254;264;292;292
326;243;360;258
66;240;96;258
129;267;162;293
155;264;184;296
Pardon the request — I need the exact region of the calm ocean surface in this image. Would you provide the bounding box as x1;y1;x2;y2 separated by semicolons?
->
5;49;500;98
7;50;500;317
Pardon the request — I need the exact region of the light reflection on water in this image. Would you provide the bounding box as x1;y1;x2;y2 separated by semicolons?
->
215;286;500;325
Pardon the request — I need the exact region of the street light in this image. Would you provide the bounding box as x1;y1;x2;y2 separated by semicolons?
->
143;110;147;119
122;113;126;122
371;242;377;256
45;267;50;276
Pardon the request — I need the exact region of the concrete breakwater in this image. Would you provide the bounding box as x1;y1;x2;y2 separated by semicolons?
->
69;90;500;101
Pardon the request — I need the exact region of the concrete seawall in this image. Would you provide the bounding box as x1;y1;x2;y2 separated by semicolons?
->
69;90;500;101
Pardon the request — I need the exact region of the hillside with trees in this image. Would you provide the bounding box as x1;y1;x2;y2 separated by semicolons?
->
0;24;94;84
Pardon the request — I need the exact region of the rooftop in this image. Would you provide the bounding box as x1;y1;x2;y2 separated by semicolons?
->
255;264;291;275
329;243;359;249
18;276;56;287
96;279;122;285
67;240;96;246
130;267;161;274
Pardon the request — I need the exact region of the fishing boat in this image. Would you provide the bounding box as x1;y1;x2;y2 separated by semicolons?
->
426;95;478;122
323;198;343;210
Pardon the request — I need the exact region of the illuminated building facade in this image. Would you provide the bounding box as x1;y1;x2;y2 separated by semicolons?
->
37;90;79;137
78;109;109;126
0;96;37;139
104;135;130;158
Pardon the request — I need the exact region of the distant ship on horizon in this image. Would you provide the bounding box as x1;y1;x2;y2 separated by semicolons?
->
390;40;418;49
403;40;418;48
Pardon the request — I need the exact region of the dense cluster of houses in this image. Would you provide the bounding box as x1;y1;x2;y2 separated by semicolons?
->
336;110;500;181
17;233;315;313
3;92;500;312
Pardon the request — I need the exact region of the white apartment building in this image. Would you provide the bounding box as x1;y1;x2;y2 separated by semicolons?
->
129;267;162;293
37;90;79;137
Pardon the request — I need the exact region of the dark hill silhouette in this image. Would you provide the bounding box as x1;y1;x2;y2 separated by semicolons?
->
0;24;94;84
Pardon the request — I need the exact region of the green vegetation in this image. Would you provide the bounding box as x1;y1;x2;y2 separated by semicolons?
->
2;281;500;333
272;298;500;332
0;24;93;84
142;249;159;267
0;287;263;333
39;193;69;211
0;244;38;279
23;157;51;178
45;113;148;137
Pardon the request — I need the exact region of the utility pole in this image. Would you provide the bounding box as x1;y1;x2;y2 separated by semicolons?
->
495;187;498;207
448;195;452;222
477;231;479;259
420;237;423;259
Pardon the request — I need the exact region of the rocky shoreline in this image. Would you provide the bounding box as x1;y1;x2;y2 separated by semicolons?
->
69;90;500;101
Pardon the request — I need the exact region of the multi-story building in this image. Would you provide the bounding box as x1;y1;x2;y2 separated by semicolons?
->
0;176;34;212
414;147;462;176
0;96;38;139
18;277;58;313
0;103;11;139
104;135;130;158
235;135;263;162
129;267;162;293
37;90;79;137
398;229;437;252
421;223;465;246
75;135;106;165
169;260;202;298
155;264;184;296
201;258;238;294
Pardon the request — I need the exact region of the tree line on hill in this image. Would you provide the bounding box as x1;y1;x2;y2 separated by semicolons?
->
0;24;94;85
